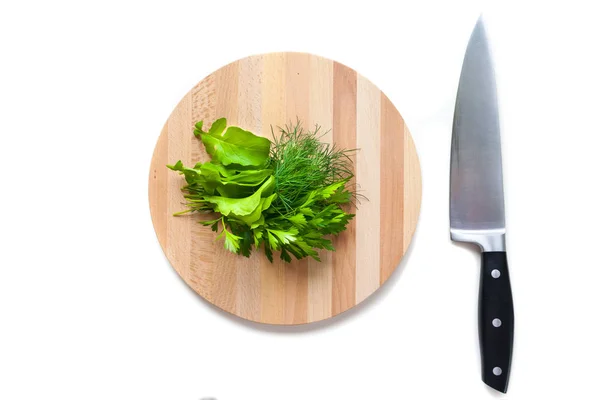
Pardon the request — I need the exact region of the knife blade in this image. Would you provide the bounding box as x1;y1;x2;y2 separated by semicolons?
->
450;17;514;393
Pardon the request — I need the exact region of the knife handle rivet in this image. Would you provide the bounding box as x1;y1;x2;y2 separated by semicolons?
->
493;367;502;376
492;318;502;327
491;269;501;279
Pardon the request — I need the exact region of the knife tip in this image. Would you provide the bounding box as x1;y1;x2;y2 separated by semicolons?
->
473;14;487;35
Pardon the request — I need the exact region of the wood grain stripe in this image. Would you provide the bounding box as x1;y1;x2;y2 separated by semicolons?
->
260;53;287;323
167;93;193;282
191;74;216;165
283;53;310;324
332;62;357;315
403;128;421;253
189;75;217;302
235;56;263;320
380;93;405;284
149;124;168;252
307;55;334;323
237;56;263;133
211;62;240;311
215;61;240;125
355;75;381;303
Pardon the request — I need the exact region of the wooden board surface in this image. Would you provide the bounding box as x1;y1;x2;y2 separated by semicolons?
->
149;53;421;325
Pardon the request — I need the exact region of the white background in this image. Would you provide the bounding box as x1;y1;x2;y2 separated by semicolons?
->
1;1;599;399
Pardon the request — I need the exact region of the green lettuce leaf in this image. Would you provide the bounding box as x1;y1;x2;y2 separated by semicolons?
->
201;123;271;167
202;176;275;217
230;193;276;226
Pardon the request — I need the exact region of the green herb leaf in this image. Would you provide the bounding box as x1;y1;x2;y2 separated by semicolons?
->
264;243;274;262
230;194;276;226
202;176;275;217
267;231;279;250
193;121;206;138
250;215;265;229
286;213;307;227
223;228;241;253
239;230;252;257
280;248;292;263
199;218;221;226
267;228;298;245
208;118;227;136
253;229;264;247
201;125;271;167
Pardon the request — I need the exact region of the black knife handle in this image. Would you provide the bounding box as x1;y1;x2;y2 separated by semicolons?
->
479;251;514;393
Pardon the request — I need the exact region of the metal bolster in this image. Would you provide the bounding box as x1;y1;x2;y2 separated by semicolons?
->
450;228;506;252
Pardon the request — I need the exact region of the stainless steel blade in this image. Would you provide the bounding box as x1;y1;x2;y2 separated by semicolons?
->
450;17;506;251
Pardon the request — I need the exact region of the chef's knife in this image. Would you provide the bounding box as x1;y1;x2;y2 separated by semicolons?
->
450;17;514;393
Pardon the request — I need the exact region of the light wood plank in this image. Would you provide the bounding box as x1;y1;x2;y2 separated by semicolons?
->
149;124;169;252
282;53;310;324
189;75;217;302
307;55;334;323
235;56;263;320
166;93;192;282
260;53;287;323
355;74;381;303
403;127;422;253
332;62;357;315
380;93;405;284
211;62;240;312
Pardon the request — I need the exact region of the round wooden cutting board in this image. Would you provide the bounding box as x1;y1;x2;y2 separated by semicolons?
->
149;53;421;325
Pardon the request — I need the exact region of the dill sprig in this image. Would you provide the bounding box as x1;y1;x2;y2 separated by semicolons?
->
268;120;357;214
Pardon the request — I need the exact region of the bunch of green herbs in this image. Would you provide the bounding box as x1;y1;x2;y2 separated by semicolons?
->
167;118;358;263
